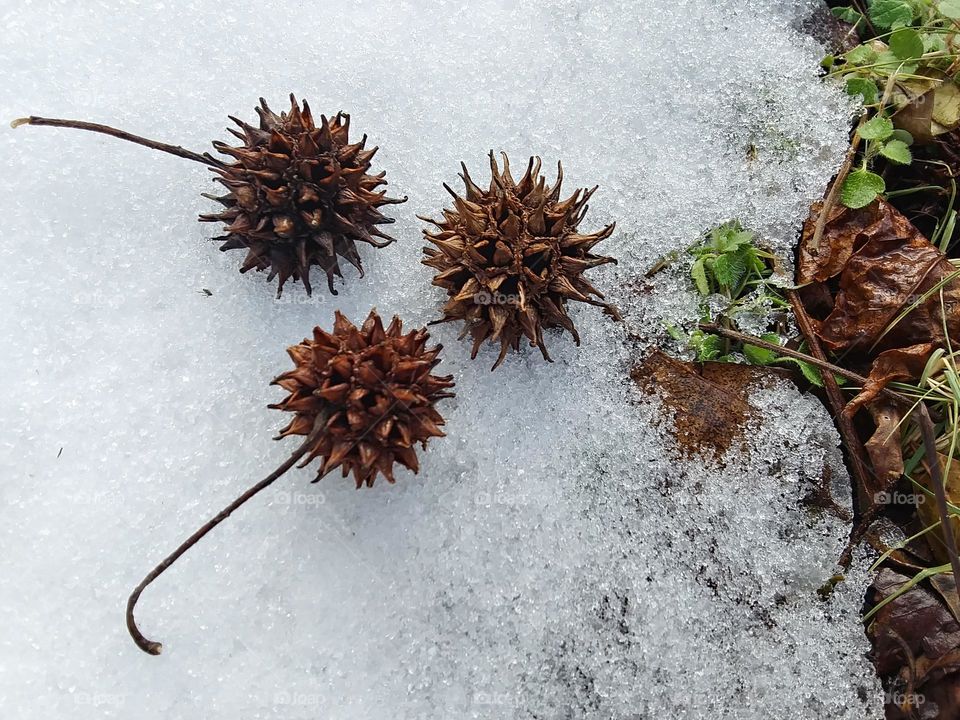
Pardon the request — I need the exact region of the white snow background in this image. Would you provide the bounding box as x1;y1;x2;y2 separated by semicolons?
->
0;0;883;718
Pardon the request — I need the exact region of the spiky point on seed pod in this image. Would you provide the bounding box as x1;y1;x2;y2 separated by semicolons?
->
12;95;405;297
201;96;407;296
421;151;621;370
125;309;453;655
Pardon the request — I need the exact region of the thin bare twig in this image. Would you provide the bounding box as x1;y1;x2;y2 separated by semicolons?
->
788;293;874;485
786;290;877;563
126;417;327;656
698;323;874;388
12;115;220;167
808;115;866;254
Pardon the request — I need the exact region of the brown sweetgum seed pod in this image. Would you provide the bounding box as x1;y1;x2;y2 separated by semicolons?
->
421;151;621;370
12;94;406;296
125;309;454;655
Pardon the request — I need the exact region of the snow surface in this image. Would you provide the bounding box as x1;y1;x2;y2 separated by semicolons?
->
0;0;882;718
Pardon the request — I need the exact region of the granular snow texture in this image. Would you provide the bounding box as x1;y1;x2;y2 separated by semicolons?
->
0;0;881;717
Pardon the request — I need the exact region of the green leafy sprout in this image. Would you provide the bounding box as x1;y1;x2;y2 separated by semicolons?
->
828;0;960;209
668;222;825;385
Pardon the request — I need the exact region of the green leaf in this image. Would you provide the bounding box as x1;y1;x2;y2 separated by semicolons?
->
924;33;947;54
872;50;917;77
941;0;960;19
696;333;723;362
743;336;780;366
713;252;747;292
717;229;753;254
891;128;914;145
880;139;913;164
889;27;924;60
841;170;886;209
690;257;710;296
860;115;895;140
664;322;686;342
867;0;914;29
846;78;878;105
845;44;878;65
832;6;864;23
738;244;763;276
795;360;825;387
666;325;684;342
775;357;825;387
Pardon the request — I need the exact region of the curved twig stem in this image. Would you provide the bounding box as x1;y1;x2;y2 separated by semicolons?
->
11;115;220;168
808;115;866;254
126;419;326;655
698;323;872;388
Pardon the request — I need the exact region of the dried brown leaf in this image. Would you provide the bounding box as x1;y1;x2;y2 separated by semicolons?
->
864;401;906;492
798;200;885;284
812;202;960;353
846;343;935;419
631;350;786;458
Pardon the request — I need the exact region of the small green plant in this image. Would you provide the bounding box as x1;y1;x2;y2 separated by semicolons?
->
843;120;915;209
689;222;774;300
667;222;824;384
827;0;960;208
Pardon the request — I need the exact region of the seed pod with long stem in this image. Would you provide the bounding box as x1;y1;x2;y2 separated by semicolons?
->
125;309;455;655
12;95;406;296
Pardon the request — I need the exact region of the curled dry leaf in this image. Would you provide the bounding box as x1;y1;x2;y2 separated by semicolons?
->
799;200;960;354
864;401;906;491
846;343;935;419
798;200;886;285
867;567;960;718
849;343;933;503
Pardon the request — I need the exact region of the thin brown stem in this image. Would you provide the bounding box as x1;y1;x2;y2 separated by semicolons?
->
808;115;865;254
12;115;220;168
787;290;876;555
698;323;874;388
126;419;326;655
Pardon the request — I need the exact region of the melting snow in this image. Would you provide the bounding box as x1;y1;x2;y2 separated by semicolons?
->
0;0;881;717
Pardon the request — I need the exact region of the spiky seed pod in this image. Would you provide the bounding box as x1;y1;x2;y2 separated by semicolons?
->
270;309;456;487
14;96;405;298
421;151;620;370
125;309;454;655
200;95;407;296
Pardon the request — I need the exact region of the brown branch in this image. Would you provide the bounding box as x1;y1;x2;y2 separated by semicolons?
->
808;115;865;254
786;290;877;557
12;115;220;168
698;323;875;389
126;417;327;655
